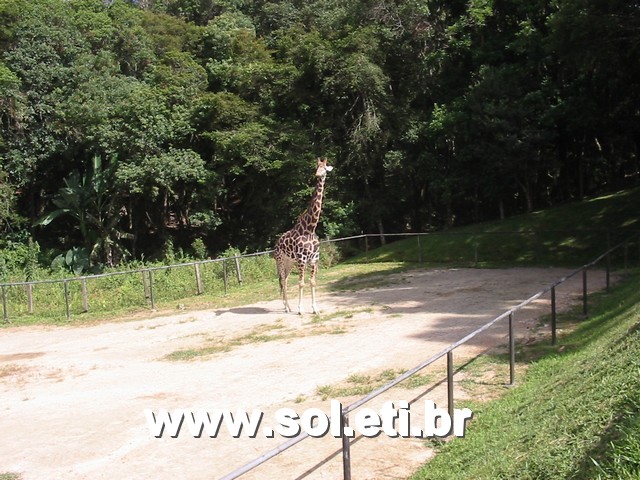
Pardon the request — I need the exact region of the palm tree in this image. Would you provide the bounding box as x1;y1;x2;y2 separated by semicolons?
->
35;156;131;268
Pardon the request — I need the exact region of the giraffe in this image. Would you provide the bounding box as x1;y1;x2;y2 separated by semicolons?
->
274;157;333;314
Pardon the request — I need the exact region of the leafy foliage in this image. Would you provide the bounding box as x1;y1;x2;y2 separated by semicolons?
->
0;0;638;268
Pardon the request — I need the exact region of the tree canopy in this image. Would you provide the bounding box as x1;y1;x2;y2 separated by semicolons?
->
0;0;638;266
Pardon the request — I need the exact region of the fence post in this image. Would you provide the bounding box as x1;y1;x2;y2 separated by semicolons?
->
2;285;8;323
81;278;89;313
582;268;588;318
551;288;557;346
416;235;422;263
223;260;228;295
509;312;516;385
341;407;352;480
234;257;243;286
142;270;149;300
194;262;204;295
26;283;33;314
63;280;71;320
148;270;156;310
447;351;454;420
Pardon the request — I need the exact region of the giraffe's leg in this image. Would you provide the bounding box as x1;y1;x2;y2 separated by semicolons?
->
310;262;319;314
297;263;306;315
277;258;292;313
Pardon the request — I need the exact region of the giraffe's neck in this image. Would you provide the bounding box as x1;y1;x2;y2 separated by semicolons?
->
294;174;326;235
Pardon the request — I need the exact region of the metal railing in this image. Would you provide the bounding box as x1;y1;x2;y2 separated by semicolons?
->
219;234;636;480
1;229;638;323
0;250;272;323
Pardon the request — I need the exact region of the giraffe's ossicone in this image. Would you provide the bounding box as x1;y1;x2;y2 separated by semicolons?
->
273;158;333;314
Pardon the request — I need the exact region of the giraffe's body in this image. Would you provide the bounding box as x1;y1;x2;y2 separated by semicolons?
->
274;158;333;314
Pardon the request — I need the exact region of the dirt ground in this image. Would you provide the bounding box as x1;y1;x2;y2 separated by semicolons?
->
0;267;611;480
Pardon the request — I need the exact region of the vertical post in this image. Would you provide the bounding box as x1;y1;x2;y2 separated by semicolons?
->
447;351;454;420
582;268;588;318
551;288;557;346
63;280;70;320
2;285;8;323
364;235;369;257
509;312;516;385
142;270;149;300
606;253;611;292
194;262;203;295
341;407;351;480
416;235;422;263
81;278;88;312
27;283;33;314
148;270;156;310
223;260;228;295
234;257;243;286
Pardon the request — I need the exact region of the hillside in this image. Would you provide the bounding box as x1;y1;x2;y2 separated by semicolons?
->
411;271;640;479
354;187;640;267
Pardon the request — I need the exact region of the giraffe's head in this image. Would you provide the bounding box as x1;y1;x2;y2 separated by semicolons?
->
315;157;334;177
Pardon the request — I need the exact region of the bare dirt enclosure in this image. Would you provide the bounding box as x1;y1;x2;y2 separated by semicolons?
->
0;267;611;480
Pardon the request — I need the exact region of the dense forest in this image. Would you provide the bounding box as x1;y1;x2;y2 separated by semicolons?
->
0;0;638;271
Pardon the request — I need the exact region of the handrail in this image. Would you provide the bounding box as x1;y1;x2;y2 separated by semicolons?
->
219;234;636;479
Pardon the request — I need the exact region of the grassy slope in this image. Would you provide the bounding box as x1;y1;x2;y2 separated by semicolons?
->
357;187;640;266
411;272;640;480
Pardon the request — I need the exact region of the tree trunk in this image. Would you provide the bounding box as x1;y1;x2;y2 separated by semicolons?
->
364;177;386;244
377;218;386;245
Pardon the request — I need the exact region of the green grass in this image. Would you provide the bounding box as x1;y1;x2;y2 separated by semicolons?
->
316;368;435;400
355;187;640;267
410;271;640;480
0;473;22;480
163;322;290;361
162;313;354;361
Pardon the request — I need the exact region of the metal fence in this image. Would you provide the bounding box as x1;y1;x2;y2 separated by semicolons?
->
1;229;638;323
1;230;638;476
218;234;637;480
0;250;274;323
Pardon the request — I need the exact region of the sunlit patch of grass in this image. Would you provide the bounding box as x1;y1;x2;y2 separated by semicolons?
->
0;473;23;480
163;319;350;361
316;368;423;400
310;307;375;324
